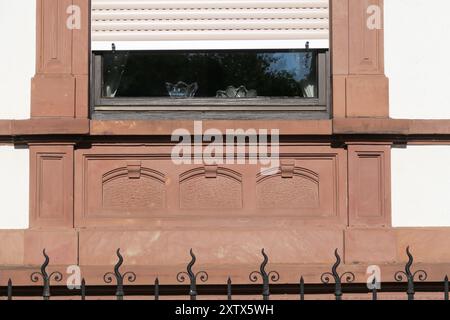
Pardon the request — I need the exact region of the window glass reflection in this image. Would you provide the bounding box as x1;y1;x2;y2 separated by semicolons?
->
102;50;320;99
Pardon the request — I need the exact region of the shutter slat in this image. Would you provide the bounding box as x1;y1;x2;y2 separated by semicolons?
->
92;0;329;10
93;19;329;31
92;9;329;21
91;0;329;49
92;30;330;41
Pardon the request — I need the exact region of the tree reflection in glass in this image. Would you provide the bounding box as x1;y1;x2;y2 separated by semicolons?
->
101;50;320;99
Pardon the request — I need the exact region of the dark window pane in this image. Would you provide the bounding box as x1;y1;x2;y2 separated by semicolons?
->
102;50;320;99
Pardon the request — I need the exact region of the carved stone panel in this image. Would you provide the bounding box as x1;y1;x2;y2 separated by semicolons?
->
256;168;319;209
102;166;166;210
30;145;74;228
179;167;242;209
77;156;167;221
348;145;391;226
74;145;347;227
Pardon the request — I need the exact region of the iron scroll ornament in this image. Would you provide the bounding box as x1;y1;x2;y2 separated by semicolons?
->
320;249;355;300
249;249;280;300
177;249;209;300
30;249;63;300
394;246;428;300
103;249;137;300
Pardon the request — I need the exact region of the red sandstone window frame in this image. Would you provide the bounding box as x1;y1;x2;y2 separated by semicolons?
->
90;50;330;119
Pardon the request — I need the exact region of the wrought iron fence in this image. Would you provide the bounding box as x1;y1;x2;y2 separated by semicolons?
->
0;247;449;300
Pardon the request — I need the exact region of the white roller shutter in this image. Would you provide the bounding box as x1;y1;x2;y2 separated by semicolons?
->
91;0;329;50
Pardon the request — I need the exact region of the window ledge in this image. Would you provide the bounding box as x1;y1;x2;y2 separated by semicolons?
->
90;119;333;136
0;120;13;136
0;118;449;139
12;119;90;136
333;118;450;135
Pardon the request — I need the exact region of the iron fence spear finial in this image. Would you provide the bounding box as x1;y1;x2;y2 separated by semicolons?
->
177;249;208;300
30;249;63;300
7;279;12;300
300;277;305;300
394;246;427;300
103;249;137;300
445;275;449;301
227;277;232;300
320;249;355;300
249;249;280;301
154;277;160;300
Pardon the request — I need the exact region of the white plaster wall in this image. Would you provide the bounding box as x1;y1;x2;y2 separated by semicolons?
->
385;0;450;119
0;1;34;228
0;147;29;229
0;0;35;119
387;2;450;226
392;146;450;227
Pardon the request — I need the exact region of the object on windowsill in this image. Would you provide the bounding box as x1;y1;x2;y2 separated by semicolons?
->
166;81;199;98
216;85;257;98
300;79;315;98
104;52;129;98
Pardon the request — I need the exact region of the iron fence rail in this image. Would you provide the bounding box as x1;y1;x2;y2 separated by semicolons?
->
1;282;449;299
0;247;448;301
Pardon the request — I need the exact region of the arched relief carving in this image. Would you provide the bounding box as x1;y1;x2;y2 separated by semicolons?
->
102;164;166;210
256;166;320;209
179;166;242;209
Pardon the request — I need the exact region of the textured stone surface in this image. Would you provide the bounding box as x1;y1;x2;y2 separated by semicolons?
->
79;228;344;266
0;231;25;265
345;228;397;264
23;230;78;266
396;228;450;263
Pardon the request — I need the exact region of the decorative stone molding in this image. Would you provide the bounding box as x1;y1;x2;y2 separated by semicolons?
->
29;144;74;228
331;0;389;118
204;165;218;179
31;0;89;118
179;166;242;210
74;145;347;227
348;144;391;227
256;167;320;210
126;161;142;179
280;161;295;178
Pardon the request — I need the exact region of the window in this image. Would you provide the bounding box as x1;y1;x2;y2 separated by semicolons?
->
91;0;330;119
93;49;328;110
